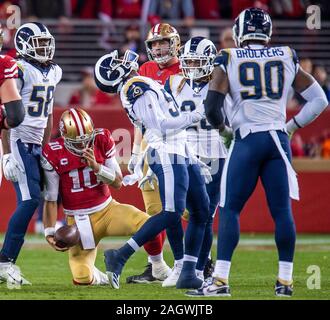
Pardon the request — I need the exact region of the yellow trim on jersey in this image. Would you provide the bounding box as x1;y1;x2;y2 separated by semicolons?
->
222;48;231;65
123;77;149;97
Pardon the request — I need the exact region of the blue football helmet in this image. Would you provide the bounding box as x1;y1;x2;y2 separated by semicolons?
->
232;8;272;48
14;22;55;63
179;36;217;81
94;50;139;94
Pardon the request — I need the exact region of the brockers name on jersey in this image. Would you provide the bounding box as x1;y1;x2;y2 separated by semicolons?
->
42;128;116;212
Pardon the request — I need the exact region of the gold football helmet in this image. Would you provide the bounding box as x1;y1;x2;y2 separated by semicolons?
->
59;108;95;156
145;23;180;64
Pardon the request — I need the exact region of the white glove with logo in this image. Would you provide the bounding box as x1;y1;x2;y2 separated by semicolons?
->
138;168;158;190
2;153;25;182
127;143;141;174
198;160;213;184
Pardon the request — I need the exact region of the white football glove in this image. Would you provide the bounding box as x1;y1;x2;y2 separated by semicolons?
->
198;161;213;184
2;153;25;182
128;143;141;174
128;153;140;174
138;168;158;190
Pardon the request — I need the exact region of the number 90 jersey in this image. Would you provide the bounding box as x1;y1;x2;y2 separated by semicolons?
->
41;129;116;214
217;46;299;138
11;59;62;145
164;74;227;159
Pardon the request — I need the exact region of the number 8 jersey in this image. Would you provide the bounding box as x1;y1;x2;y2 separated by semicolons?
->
218;45;298;139
11;59;62;145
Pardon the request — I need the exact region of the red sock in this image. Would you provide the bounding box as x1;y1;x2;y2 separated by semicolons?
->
143;232;164;256
160;229;166;245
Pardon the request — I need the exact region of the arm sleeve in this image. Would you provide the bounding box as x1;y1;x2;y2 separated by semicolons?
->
133;91;202;134
104;156;121;176
41;157;60;201
287;81;328;132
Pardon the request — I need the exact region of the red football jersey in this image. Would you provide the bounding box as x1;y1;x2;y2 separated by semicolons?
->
42;128;116;213
0;54;18;87
138;60;181;85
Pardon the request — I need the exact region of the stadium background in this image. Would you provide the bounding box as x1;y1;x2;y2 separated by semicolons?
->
0;0;329;233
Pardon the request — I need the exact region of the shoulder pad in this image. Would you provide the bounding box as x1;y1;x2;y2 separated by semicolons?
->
289;47;299;65
214;49;230;69
124;78;154;104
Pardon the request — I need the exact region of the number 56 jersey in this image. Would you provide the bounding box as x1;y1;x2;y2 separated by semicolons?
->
11;59;62;145
218;46;299;138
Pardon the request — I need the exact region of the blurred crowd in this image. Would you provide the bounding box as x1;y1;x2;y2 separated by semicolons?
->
0;0;329;23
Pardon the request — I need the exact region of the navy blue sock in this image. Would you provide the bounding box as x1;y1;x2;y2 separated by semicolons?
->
1;198;40;262
117;243;136;264
132;211;181;247
184;212;207;258
166;222;184;261
273;208;296;262
217;207;240;261
196;217;213;270
182;260;197;273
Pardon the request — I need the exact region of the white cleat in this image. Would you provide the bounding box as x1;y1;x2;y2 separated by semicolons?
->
92;267;109;285
162;262;182;287
152;261;172;281
0;262;31;287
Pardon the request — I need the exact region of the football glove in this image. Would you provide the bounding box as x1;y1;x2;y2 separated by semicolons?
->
197;159;212;184
138;168;158;190
2;153;25;182
220;125;233;149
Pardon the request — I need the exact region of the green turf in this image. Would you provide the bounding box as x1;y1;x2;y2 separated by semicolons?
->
0;234;329;300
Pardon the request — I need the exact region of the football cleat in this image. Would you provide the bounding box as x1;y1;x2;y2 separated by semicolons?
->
275;280;293;297
185;278;231;297
126;263;159;284
162;262;183;287
104;249;124;289
92;267;109;286
0;262;31;286
152;261;172;281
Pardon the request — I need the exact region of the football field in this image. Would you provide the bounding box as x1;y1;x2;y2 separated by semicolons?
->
0;233;329;300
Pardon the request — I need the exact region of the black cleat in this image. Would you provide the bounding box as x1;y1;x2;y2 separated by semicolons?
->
126;263;160;284
203;258;214;280
275;280;293;297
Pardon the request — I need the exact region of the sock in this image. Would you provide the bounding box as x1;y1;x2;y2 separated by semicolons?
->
278;261;293;284
166;221;184;261
217;207;240;262
132;211;180;247
1;198;40;262
174;259;183;268
149;253;164;264
143;232;163;257
181;255;198;274
213;260;231;283
117;240;139;264
196;269;204;280
0;253;11;263
196;217;213;271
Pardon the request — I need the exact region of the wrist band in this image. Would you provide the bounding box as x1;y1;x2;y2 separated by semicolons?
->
44;227;55;238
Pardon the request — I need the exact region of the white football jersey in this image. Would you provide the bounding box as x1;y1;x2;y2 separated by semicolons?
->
120;75;187;157
11;59;62;145
218;45;298;138
165;74;228;159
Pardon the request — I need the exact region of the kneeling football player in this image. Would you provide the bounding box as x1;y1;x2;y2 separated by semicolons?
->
41;108;168;285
